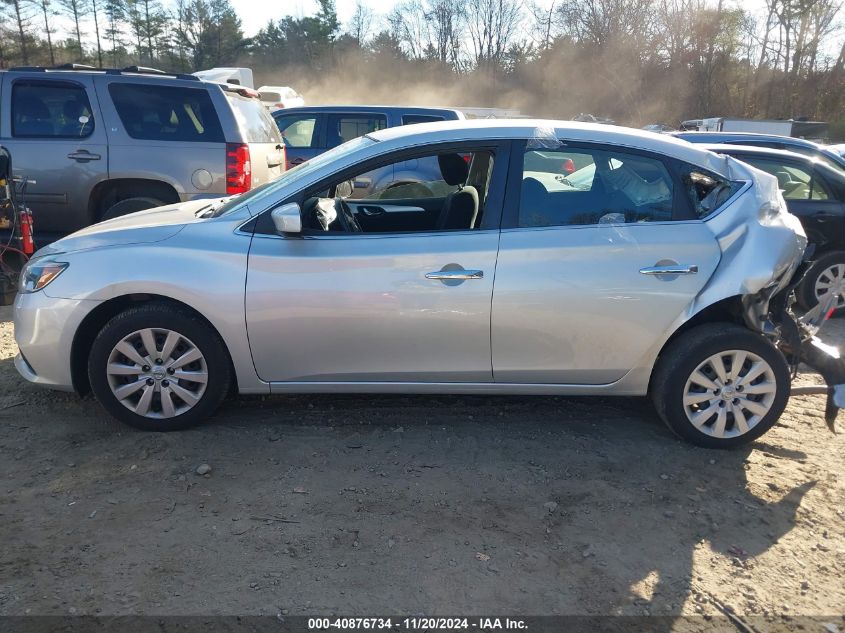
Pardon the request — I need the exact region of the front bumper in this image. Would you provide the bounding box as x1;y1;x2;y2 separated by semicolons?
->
13;291;101;391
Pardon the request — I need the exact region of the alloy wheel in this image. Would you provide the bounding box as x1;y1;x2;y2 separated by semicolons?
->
682;350;777;439
814;263;845;309
106;328;208;419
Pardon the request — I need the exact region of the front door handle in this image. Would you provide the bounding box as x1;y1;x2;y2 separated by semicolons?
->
426;270;484;280
67;150;101;162
640;264;698;275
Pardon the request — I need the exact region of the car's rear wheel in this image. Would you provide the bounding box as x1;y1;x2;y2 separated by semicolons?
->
88;303;232;431
651;323;790;448
101;196;165;221
797;251;845;314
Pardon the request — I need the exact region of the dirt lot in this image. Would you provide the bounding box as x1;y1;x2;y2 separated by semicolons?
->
0;303;844;625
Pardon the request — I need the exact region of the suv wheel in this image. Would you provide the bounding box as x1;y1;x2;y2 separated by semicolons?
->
651;323;790;448
88;303;232;431
102;196;165;221
797;251;845;314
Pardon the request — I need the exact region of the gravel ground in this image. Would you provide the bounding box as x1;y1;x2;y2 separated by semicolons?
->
0;303;843;624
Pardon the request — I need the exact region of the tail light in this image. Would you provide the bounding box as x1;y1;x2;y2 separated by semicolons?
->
562;158;576;174
226;143;251;194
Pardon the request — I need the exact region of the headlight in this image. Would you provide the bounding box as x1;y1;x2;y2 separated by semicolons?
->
19;261;69;293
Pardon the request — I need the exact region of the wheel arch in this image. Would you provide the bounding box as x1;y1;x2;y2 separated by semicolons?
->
88;179;181;223
647;295;747;392
70;293;237;396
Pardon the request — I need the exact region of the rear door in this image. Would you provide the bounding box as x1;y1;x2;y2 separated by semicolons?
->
2;74;108;233
492;141;723;384
273;111;324;168
225;92;285;186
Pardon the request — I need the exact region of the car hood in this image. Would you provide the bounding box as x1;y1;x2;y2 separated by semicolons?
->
34;199;217;257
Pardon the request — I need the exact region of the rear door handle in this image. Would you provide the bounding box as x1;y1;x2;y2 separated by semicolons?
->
426;270;484;280
67;150;101;162
640;264;698;275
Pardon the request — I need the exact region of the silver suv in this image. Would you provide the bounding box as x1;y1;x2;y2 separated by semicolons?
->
0;64;285;234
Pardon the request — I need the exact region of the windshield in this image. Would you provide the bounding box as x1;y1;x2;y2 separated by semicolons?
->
208;135;377;217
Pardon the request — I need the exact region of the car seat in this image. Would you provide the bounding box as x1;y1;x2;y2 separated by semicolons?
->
14;95;54;136
60;99;92;136
436;153;479;230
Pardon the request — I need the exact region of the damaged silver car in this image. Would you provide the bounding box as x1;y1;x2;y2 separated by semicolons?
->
13;120;844;447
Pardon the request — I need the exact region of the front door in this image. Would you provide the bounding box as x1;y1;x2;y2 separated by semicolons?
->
2;75;108;234
492;142;722;384
244;143;508;384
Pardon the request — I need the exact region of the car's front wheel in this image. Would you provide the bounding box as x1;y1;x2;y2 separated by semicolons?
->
651;323;790;448
88;303;232;431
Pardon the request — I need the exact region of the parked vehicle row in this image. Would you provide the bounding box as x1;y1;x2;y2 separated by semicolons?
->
14;119;845;449
0;64;284;234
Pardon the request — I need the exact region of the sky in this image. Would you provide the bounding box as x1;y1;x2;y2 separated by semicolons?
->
230;0;390;36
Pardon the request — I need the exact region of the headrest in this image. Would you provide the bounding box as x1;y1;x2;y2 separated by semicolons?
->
438;153;469;186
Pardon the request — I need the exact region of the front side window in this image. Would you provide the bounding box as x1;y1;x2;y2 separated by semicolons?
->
519;146;674;227
12;80;94;138
108;83;225;143
327;114;387;147
275;114;318;148
739;157;830;201
298;149;496;234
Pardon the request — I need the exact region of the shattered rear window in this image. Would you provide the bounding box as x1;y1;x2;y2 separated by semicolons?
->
680;165;742;219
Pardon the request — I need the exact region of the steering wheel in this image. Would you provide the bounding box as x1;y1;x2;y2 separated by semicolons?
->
334;197;362;233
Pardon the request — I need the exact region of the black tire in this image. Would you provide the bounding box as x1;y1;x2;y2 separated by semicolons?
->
650;323;790;449
796;250;845;314
101;196;165;221
88;303;232;431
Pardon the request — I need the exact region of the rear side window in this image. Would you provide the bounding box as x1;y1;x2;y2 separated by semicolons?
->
225;93;282;143
519;146;674;227
402;114;445;125
679;164;742;218
327;114;387;147
109;83;224;143
12;80;94;138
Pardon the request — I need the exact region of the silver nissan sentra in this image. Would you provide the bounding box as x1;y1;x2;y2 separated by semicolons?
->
13;119;842;447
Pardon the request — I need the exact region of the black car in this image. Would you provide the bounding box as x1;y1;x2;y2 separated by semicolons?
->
704;144;845;311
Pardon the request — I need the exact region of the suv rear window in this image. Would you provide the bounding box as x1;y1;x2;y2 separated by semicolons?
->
109;83;225;143
12;79;95;138
225;93;283;143
402;114;445;125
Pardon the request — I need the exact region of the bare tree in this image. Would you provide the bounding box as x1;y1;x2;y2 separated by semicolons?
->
59;0;87;60
465;0;523;71
349;0;374;45
424;0;463;66
6;0;32;64
29;0;56;64
91;0;104;66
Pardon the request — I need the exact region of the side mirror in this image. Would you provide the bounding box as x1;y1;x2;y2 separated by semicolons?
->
271;202;302;234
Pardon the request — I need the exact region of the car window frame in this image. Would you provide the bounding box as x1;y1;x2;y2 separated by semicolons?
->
11;78;96;139
501;139;696;229
252;139;513;238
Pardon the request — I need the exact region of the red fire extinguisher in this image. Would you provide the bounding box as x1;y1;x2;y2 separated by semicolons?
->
20;207;34;255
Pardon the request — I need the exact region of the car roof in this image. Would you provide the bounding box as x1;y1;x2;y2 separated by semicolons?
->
703;143;813;162
367;118;728;170
274;105;464;116
674;131;821;149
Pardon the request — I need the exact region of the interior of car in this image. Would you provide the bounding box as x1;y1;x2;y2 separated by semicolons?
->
300;150;495;233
